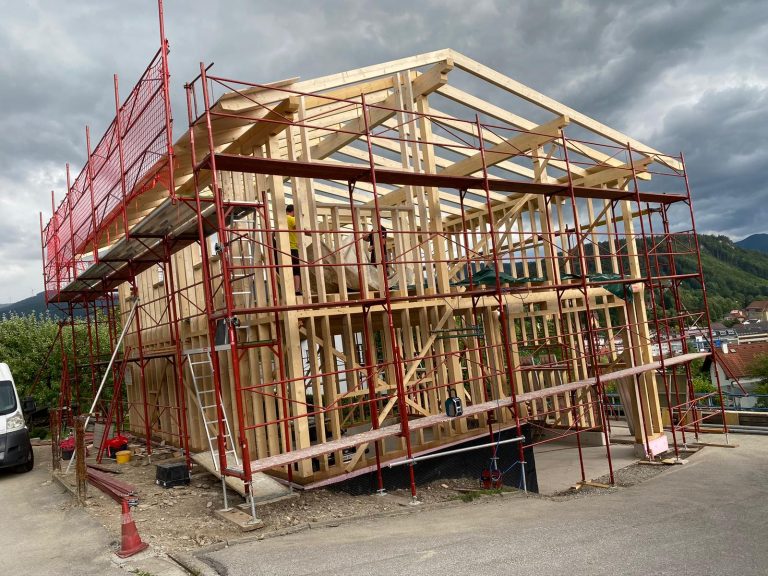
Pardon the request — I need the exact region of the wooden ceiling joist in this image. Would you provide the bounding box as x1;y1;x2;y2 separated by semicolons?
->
435;84;650;181
448;51;682;170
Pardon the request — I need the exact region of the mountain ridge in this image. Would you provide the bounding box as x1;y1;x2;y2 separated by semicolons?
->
735;233;768;253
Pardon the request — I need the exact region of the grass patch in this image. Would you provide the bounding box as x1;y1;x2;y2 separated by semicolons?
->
457;488;506;502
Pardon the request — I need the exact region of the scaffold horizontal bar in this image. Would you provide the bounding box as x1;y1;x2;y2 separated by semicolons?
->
204;153;688;204
387;436;525;468
183;345;233;355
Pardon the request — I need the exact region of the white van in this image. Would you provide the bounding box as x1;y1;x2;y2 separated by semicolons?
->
0;363;34;472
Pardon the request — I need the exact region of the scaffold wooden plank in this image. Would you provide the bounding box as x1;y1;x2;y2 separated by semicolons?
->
241;352;707;476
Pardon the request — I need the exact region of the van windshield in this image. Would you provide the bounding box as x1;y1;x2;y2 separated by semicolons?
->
0;380;17;415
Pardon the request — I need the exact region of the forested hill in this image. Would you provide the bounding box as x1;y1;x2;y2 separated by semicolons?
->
0;292;49;316
656;234;768;320
575;233;768;321
0;292;83;319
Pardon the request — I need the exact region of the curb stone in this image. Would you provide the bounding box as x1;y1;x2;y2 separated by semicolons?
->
169;551;220;576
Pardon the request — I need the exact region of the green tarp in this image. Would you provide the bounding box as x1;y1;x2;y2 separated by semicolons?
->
451;267;630;298
450;266;545;287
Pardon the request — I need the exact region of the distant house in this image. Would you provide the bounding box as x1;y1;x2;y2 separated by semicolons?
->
708;342;768;409
710;323;738;346
733;322;768;344
725;309;746;323
745;300;768;322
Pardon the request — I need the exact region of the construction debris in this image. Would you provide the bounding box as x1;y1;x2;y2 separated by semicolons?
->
87;467;138;503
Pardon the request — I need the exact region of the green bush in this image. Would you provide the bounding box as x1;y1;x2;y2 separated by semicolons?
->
0;311;113;409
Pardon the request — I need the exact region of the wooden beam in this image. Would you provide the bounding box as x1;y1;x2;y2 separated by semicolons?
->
370;115;569;207
565;157;652;188
436;84;651;180
448;50;682;171
299;49;451;93
218;49;453;112
344;307;454;470
207;152;685;205
309;60;454;160
442;115;568;177
173;98;299;198
244;352;708;475
234;97;301;152
381;117;538;180
447;193;534;279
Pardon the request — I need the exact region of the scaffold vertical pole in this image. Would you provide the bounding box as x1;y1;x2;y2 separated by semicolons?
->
113;75;130;240
361;93;415;498
199;62;255;487
626;143;680;461
475;116;528;481
157;0;175;200
346;181;385;491
163;239;192;469
680;152;730;444
184;79;232;477
129;280;153;457
560;128;614;484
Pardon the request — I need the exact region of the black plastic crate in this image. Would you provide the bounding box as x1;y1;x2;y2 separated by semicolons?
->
155;461;190;488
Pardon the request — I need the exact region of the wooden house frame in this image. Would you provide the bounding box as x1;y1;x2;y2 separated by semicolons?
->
42;47;728;498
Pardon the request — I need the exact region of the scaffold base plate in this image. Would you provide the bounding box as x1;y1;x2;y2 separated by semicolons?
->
214;507;263;532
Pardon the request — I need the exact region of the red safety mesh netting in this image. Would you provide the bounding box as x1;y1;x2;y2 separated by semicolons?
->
43;52;171;298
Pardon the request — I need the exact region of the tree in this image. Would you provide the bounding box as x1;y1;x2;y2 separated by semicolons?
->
689;357;716;396
0;312;114;409
0;312;62;408
748;353;768;409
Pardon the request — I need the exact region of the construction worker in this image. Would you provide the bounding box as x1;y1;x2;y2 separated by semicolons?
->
286;205;310;296
367;226;387;264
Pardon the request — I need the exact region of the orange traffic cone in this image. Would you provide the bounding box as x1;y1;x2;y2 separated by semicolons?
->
116;499;149;558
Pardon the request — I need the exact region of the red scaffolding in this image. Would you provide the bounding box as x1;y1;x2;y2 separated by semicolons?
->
41;44;730;503
39;2;191;467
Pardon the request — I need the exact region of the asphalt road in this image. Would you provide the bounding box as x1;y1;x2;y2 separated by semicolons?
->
0;446;124;576
202;434;768;576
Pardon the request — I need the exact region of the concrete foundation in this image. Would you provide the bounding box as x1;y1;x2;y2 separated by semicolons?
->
633;434;670;458
538;427;607;447
533;442;637;494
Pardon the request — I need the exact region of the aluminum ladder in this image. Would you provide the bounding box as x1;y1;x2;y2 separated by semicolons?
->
228;207;260;308
185;347;240;472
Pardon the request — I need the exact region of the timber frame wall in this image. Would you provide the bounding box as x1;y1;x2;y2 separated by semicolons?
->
42;42;729;496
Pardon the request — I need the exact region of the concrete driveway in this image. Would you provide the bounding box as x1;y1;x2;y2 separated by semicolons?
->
201;434;768;576
0;446;124;576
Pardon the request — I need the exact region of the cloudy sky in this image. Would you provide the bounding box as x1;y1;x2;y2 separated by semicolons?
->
1;0;766;303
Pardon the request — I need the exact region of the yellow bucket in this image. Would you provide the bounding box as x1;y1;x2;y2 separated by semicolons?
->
115;450;132;464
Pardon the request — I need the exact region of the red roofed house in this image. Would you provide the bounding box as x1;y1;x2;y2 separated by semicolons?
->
725;309;746;323
709;342;768;409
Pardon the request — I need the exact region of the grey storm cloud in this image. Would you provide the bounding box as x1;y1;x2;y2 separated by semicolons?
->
654;86;768;237
0;0;766;302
